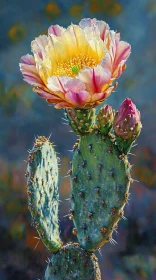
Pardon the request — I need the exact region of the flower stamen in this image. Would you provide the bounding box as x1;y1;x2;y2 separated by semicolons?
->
52;54;98;77
72;65;79;74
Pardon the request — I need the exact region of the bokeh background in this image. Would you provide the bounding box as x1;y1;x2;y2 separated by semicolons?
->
0;0;156;279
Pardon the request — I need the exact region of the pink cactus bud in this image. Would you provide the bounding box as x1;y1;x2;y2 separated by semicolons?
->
113;98;142;140
97;105;114;135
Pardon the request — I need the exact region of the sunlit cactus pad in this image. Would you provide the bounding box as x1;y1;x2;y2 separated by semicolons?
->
71;131;131;251
45;243;101;280
26;136;62;252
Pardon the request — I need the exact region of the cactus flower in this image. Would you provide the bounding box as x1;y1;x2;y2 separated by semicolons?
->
19;18;131;109
113;98;142;140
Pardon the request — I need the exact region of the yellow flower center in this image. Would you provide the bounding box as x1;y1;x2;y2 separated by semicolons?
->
52;54;98;77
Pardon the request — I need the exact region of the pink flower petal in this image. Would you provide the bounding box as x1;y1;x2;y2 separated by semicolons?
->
114;41;131;69
54;101;72;109
33;87;60;100
31;35;48;59
20;54;35;65
19;55;43;86
79;18;109;41
91;82;118;104
65;90;91;107
64;78;86;92
100;53;113;73
77;66;111;94
48;25;65;36
91;92;107;102
47;76;70;93
79;18;93;28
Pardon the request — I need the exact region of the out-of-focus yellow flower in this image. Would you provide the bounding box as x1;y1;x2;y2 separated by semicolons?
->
19;18;131;109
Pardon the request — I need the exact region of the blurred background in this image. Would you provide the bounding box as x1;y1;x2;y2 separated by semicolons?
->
0;0;156;279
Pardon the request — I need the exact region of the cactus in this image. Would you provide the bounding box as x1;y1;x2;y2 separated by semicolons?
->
25;99;141;279
20;18;142;280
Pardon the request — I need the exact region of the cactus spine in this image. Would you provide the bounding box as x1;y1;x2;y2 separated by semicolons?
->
25;100;141;279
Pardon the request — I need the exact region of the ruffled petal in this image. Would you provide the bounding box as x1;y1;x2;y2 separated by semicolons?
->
113;41;131;77
20;54;35;65
100;53;113;73
77;65;111;94
48;24;65;36
79;18;110;42
64;78;86;92
91;81;118;104
19;54;44;86
91;92;107;102
47;76;70;94
65;90;91;107
54;101;72;109
33;86;59;100
31;35;48;59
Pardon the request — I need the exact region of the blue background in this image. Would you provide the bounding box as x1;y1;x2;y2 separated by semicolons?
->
0;0;156;279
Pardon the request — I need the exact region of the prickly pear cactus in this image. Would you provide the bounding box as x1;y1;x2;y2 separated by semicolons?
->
45;243;101;280
24;97;141;278
20;17;142;280
26;136;62;252
70;131;131;251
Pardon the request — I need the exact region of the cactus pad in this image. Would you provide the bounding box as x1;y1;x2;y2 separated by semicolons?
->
45;243;101;280
71;131;131;251
26;136;62;252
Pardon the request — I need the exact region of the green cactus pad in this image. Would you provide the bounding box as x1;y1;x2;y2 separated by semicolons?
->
70;131;131;251
65;108;95;135
26;136;62;252
45;243;101;280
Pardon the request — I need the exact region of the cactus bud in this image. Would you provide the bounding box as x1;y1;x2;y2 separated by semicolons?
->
113;98;142;153
96;105;114;135
65;108;95;135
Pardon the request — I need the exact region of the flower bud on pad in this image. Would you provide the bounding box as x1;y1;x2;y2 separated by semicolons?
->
113;98;142;153
66;108;95;135
96;105;114;135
